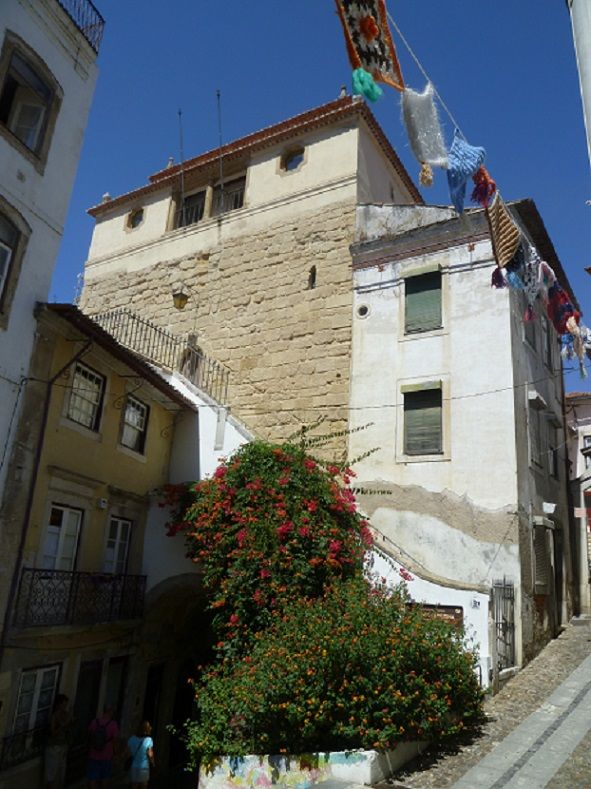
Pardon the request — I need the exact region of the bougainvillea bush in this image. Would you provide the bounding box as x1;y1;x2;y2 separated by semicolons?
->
164;440;484;761
186;579;484;759
163;440;373;655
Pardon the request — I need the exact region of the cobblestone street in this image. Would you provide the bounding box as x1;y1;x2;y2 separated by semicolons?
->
380;620;591;788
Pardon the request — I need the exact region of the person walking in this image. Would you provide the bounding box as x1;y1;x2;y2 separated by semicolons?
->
126;721;154;789
44;694;71;788
86;704;119;788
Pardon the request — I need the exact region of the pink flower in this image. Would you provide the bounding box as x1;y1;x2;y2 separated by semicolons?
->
329;539;342;555
260;568;271;579
236;528;248;547
399;567;414;582
298;526;311;538
229;614;239;625
360;526;373;547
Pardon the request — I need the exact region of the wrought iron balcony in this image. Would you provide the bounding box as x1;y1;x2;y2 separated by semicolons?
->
13;568;145;629
55;0;105;53
91;308;230;404
0;726;45;771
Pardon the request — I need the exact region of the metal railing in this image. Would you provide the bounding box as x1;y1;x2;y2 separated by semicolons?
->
0;726;45;771
492;577;516;671
56;0;105;53
13;569;146;629
91;308;230;404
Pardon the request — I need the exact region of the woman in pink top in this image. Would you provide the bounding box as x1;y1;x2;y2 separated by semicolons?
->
86;705;119;788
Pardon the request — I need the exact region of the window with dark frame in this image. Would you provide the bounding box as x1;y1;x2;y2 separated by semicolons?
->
67;363;105;431
403;388;443;455
127;208;144;229
120;395;149;454
0;49;53;154
404;271;442;333
178;191;205;228
212;177;245;216
0;211;18;307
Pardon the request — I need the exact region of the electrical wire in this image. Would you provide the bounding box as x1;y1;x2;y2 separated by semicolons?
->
387;11;466;137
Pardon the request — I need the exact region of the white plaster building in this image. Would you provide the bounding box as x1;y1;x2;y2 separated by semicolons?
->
565;391;591;615
349;200;577;686
0;0;102;502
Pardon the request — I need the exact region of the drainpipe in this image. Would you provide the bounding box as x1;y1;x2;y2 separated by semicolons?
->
0;336;92;666
567;0;591;169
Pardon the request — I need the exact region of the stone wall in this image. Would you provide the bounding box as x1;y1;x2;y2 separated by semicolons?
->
81;200;357;453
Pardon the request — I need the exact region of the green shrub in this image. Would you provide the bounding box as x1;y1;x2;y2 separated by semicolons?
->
186;578;484;760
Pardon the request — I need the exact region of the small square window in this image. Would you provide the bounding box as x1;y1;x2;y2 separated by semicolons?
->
0;50;53;154
403;388;442;455
404;272;442;333
127;208;144;229
281;147;305;172
120;395;149;454
67;363;105;431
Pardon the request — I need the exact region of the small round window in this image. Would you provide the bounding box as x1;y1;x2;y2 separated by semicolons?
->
357;304;370;319
281;147;305;172
128;208;144;229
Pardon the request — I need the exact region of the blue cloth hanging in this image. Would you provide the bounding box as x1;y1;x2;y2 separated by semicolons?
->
447;129;486;213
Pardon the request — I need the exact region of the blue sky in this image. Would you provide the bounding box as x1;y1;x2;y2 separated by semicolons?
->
53;1;591;386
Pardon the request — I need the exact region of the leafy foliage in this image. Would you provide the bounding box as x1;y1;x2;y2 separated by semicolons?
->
164;440;484;761
187;579;484;758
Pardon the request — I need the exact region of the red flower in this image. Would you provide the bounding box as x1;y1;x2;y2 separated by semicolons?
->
260;568;271;579
399;567;414;582
298;526;311;538
213;466;227;479
277;522;293;540
229;614;240;625
236;528;248;547
304;458;317;470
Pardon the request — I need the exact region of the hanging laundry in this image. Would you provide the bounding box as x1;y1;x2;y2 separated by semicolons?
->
486;193;521;268
447;129;486;213
471;166;496;208
352;68;383;102
401;82;448;186
546;281;580;335
334;0;404;92
521;244;543;320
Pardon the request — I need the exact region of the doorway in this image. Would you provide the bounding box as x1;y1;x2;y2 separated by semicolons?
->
66;659;102;782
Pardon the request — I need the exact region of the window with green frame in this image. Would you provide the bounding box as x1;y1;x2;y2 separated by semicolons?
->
403;388;443;455
404;271;442;333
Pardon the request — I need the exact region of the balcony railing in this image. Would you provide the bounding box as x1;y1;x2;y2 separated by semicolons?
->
91;308;230;404
0;726;45;771
13;569;146;629
56;0;105;53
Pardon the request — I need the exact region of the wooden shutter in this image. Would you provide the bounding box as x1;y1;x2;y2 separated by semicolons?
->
404;272;442;333
404;389;442;455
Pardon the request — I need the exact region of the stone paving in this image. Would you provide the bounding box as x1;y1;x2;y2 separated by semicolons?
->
380;620;591;788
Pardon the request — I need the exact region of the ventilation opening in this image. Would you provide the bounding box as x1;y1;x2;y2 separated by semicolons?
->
308;265;317;290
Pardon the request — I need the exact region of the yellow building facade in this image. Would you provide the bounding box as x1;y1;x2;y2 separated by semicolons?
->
0;303;200;787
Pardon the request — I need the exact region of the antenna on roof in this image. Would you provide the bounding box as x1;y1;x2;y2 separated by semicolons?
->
216;89;225;217
178;108;186;226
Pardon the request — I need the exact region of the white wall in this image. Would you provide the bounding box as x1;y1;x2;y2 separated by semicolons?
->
357;123;417;205
0;0;98;497
143;372;251;593
369;549;491;687
349;229;518;510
